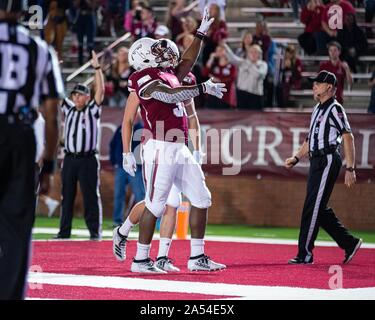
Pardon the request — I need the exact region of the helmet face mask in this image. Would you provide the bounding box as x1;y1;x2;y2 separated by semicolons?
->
151;39;180;69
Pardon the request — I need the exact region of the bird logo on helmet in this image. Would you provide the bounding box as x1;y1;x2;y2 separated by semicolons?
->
128;37;180;71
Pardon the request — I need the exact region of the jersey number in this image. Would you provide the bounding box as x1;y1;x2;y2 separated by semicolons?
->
173;102;186;118
0;44;29;90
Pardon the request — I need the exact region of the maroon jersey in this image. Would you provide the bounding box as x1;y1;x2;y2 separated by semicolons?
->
319;60;347;103
128;67;188;144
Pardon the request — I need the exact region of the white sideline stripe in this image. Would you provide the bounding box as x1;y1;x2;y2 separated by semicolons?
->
32;227;375;249
27;272;375;300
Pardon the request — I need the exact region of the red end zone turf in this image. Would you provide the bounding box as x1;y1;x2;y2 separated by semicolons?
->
28;240;375;299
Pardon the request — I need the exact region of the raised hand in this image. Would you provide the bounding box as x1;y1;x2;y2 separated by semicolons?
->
197;6;214;35
203;78;227;99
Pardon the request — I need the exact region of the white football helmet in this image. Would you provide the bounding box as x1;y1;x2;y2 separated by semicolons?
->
128;37;159;71
128;37;180;71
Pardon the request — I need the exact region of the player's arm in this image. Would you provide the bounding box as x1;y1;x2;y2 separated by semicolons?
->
284;139;309;169
175;6;214;82
186;98;204;164
92;50;105;104
185;99;201;151
121;91;140;177
142;78;227;104
122;91;140;153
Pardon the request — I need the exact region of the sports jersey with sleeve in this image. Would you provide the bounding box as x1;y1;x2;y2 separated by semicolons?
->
128;67;189;144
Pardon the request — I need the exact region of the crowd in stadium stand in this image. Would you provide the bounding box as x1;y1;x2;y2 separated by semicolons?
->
31;0;375;112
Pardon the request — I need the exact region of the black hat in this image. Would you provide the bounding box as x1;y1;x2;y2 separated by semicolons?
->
308;70;337;86
71;84;90;96
0;0;27;12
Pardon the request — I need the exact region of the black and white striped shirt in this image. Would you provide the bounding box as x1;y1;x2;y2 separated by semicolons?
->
307;97;352;152
0;21;64;115
61;98;101;153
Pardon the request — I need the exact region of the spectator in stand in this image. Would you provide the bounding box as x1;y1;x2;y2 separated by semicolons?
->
292;0;307;22
202;3;228;65
276;45;303;107
368;69;375;113
320;0;356;54
235;30;253;58
104;0;126;37
124;0;146;33
154;25;171;39
299;0;325;54
44;0;71;61
320;41;353;103
365;0;375;38
131;5;158;40
224;43;268;110
74;0;98;65
105;46;133;108
199;0;226;20
165;0;199;42
252;20;272;63
337;13;368;73
202;44;237;109
176;16;198;51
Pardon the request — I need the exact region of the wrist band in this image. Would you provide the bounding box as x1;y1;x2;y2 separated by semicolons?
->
195;31;205;40
198;83;205;95
94;66;101;70
293;156;299;165
41;159;55;175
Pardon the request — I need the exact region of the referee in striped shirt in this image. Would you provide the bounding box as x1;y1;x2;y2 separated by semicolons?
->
285;70;362;265
0;0;63;299
55;51;104;240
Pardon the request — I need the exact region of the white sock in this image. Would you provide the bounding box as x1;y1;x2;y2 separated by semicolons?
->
135;242;151;260
190;238;205;258
44;196;56;206
119;217;134;237
157;238;172;258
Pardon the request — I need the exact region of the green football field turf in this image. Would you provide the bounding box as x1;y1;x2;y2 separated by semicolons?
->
33;215;375;243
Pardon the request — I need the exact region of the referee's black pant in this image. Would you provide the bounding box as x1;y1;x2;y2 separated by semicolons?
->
0;118;36;299
297;151;358;262
58;153;102;238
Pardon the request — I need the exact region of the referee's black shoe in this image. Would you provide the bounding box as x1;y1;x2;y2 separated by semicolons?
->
343;238;362;264
288;256;314;265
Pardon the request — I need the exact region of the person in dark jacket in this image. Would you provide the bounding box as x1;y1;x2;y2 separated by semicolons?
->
110;120;145;226
337;13;368;73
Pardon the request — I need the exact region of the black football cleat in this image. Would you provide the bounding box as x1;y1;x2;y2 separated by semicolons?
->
343;238;362;264
288;256;313;265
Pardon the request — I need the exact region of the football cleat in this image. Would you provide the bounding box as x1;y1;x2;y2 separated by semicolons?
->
112;226;127;261
156;256;180;272
188;254;226;272
131;258;167;274
288;256;314;264
343;238;362;264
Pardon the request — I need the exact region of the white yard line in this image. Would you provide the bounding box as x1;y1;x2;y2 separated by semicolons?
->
27;272;375;300
32;227;375;248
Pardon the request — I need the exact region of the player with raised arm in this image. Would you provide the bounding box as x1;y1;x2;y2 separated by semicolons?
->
118;8;227;273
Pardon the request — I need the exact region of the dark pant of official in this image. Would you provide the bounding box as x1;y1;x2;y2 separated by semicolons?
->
59;153;102;238
0;119;36;299
297;151;357;262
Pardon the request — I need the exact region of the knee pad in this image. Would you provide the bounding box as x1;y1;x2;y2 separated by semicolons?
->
145;198;166;218
190;188;212;209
